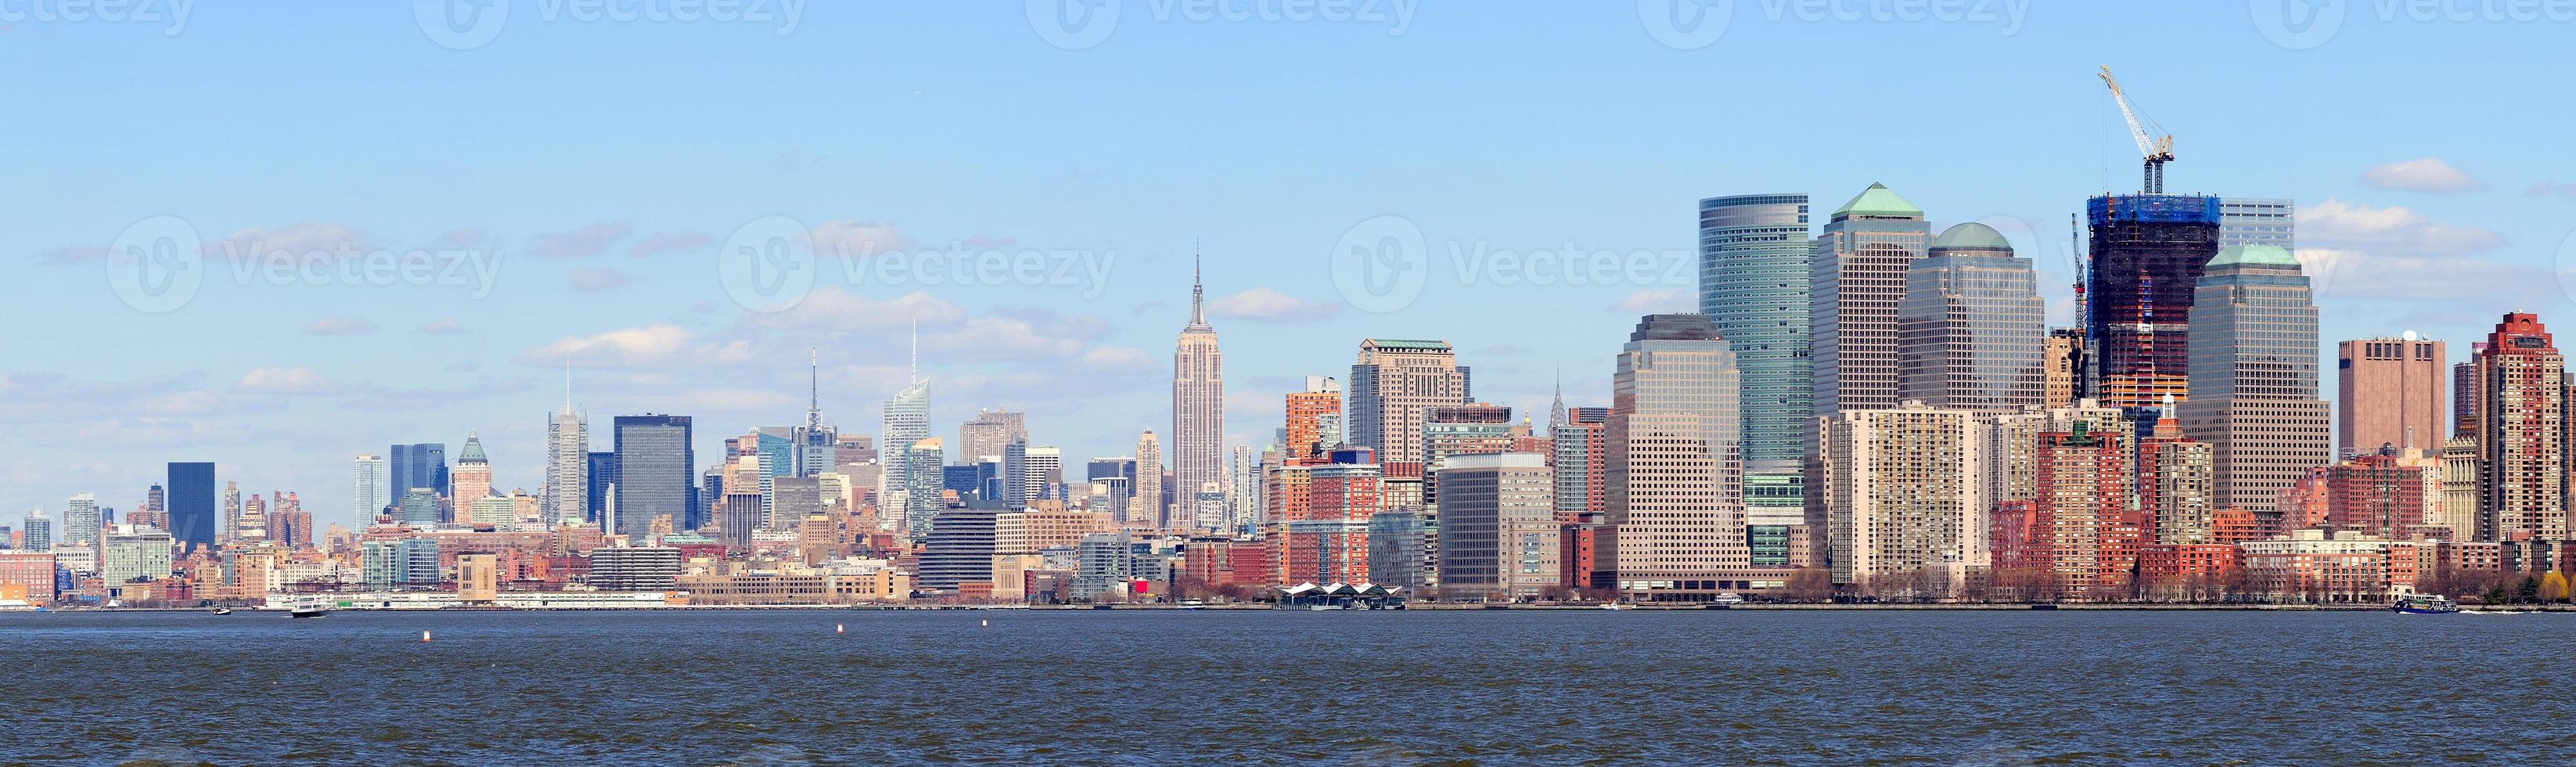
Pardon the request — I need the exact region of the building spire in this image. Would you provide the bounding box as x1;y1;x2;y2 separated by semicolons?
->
806;346;823;429
909;319;919;384
1189;239;1207;328
563;355;574;414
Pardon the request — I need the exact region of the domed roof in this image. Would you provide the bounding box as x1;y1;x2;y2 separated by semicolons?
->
1930;222;2011;252
2207;244;2300;268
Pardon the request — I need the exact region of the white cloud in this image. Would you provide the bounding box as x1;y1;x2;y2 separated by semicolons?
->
528;221;634;258
304;316;378;336
2297;247;2553;304
1609;288;1691;314
1075;346;1153;370
2359;158;2484;193
236;367;334;394
747;289;966;333
517;325;701;368
1206;288;1341;322
2301;198;2505;257
811;220;908;257
568;268;635;292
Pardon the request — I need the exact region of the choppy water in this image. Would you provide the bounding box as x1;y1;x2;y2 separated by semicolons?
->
1;608;2565;764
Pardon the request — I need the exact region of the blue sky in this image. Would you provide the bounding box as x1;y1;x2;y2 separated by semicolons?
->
5;2;2571;530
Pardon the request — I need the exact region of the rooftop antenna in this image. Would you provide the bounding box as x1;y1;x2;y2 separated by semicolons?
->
1189;239;1206;326
563;355;574;413
908;319;919;384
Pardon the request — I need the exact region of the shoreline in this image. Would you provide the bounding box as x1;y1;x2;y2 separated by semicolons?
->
16;603;2568;614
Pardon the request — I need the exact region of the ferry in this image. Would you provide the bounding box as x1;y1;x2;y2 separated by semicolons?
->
208;607;233;616
2394;595;2459;615
1710;592;1746;607
286;596;331;618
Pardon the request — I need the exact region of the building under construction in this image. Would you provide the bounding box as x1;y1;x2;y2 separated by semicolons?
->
2084;193;2222;415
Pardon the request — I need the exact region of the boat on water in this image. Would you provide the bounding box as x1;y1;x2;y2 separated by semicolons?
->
1710;592;1746;607
1599;602;1628;610
287;597;330;618
208;607;233;616
2394;595;2459;614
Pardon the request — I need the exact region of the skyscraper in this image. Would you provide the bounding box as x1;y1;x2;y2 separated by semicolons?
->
1172;250;1226;524
1282;376;1343;463
2469;313;2567;541
544;375;588;527
388;442;450;502
2337;333;2447;456
2085;193;2222;412
903;438;945;538
453;432;493;507
882;333;931;529
63;494;99;549
611;415;696;540
352;453;389;528
1347;339;1470;466
1816;402;1983;591
1811;182;1930;422
586;451;617;525
2178;245;2331;513
22;510;51;552
1897;222;2045;409
794;348;837;477
1699;193;1814;520
958;409;1026;465
2217;197;2295;250
1134;430;1165;531
1550;404;1610;523
166;462;216;552
1602;314;1754;600
1433;452;1557;600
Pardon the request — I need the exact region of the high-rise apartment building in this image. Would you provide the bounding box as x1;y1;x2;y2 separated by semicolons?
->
1811;183;1930;422
63;494;99;549
958;409;1026;464
1896;222;2045;410
610;414;695;540
452;433;492;507
2178;245;2331;513
2137;404;2216;545
1283;376;1344;463
1816;402;1983;592
1699;193;1813;516
1171;254;1225;526
1602;315;1758;600
2086;193;2222;412
2337;334;2446;456
1549;404;1610;523
166;462;216;552
2469;313;2567;541
1347;339;1470;466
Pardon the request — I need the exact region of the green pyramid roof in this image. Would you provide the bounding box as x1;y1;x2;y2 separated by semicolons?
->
1930;222;2010;252
1832;182;1923;219
458;432;487;463
2207;244;2300;268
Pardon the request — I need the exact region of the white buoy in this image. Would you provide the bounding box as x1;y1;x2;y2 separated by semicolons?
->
836;623;845;634
980;619;988;627
422;630;431;643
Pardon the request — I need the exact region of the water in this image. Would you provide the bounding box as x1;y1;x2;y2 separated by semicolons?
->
1;608;2563;764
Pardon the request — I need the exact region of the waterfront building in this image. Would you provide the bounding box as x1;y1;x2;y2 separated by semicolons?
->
1602;314;1761;599
1347;339;1470;466
2468;313;2568;541
167;462;217;552
587;546;682;591
1700;193;1814;518
2337;334;2447;456
1811;183;1931;421
101;527;174;584
1816;402;1983;593
2179;244;2331;513
1171;254;1225;533
2086;193;2222;412
1432;452;1556;600
1270;447;1381;585
1897;222;2046;409
2237;529;2419;603
611;414;696;539
1365;510;1434;592
0;552;59;605
919;507;1000;595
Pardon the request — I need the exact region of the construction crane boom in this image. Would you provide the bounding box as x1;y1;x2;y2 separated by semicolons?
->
2098;65;2174;193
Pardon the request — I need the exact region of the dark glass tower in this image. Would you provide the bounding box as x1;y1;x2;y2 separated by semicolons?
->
165;462;217;551
387;442;449;498
585;451;617;524
611;414;696;538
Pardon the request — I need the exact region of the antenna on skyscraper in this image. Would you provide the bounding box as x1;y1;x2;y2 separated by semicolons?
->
909;319;919;384
563;355;574;413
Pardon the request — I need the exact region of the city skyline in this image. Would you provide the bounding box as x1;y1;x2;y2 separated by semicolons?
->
8;5;2575;531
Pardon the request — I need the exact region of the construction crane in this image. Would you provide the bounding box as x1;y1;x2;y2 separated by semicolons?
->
2099;65;2174;193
